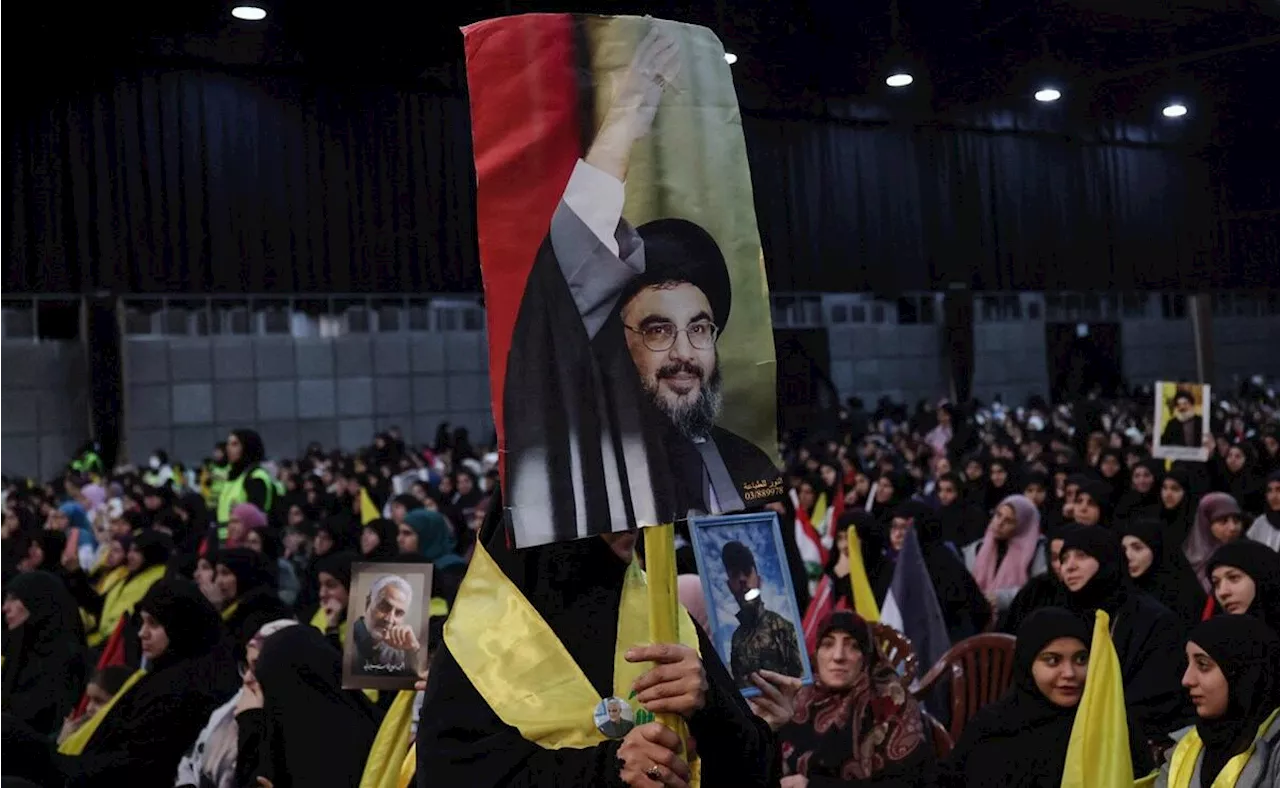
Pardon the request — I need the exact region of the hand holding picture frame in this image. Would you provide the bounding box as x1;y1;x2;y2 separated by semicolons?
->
342;562;433;691
688;512;813;698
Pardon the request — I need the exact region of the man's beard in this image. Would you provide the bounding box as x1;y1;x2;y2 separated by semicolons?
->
644;361;723;441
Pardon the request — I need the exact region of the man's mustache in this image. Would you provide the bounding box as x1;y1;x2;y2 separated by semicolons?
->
657;361;705;380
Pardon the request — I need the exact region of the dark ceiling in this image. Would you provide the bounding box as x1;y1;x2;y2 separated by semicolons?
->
15;0;1279;116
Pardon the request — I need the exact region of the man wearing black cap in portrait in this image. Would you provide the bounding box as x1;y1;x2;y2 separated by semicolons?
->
721;540;803;688
502;26;782;547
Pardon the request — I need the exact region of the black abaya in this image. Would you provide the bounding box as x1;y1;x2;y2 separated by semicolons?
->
1;571;87;736
1120;518;1206;628
416;494;781;787
1057;528;1194;737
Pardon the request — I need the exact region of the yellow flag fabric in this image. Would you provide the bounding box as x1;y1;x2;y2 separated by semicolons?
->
811;493;829;537
360;690;416;788
1061;609;1133;788
847;526;881;623
88;563;166;647
360;489;381;525
58;669;147;755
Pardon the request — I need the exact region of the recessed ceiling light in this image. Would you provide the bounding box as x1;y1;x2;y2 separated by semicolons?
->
1034;87;1062;103
1162;103;1188;118
724;52;738;65
231;5;267;21
886;72;913;88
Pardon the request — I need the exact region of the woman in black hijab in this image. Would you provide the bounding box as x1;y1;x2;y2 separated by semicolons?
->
57;578;239;787
214;548;291;657
2;571;88;736
1000;524;1078;634
1057;527;1193;737
1114;459;1164;524
1203;540;1280;633
940;607;1153;787
417;492;781;786
237;625;379;788
1158;467;1198;561
934;472;988;548
1159;615;1280;786
1119;518;1206;627
358;518;400;562
898;501;991;641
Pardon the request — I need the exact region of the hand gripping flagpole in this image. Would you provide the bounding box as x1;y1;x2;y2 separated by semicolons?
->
643;524;691;751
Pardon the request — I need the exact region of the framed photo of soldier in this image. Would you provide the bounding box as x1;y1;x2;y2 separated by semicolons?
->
688;512;813;697
341;562;433;691
1152;381;1211;462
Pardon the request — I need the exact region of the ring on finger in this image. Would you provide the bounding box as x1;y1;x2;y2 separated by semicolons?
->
645;765;663;781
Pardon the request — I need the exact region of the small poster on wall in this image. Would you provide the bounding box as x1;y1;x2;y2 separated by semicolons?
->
1152;381;1212;462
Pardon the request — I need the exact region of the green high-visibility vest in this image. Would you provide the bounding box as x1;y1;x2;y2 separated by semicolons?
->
216;467;277;523
71;452;103;476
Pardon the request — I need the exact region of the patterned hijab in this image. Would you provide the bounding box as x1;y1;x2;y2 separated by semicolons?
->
779;612;926;781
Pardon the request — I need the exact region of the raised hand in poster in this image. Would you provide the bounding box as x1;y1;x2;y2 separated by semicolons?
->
472;15;784;548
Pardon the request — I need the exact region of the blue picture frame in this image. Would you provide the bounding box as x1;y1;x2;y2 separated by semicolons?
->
688;512;814;698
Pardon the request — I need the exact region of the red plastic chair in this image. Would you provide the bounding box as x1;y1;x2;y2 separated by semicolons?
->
870;622;919;685
922;710;953;758
910;633;1017;743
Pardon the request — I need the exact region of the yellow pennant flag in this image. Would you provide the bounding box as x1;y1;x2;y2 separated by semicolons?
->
811;492;829;537
360;488;381;526
846;526;881;623
360;690;416;788
1061;609;1133;788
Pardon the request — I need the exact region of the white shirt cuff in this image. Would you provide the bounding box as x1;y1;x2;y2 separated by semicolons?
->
562;159;626;256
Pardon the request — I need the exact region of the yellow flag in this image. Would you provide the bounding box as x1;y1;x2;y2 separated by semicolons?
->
1061;609;1133;788
811;492;829;536
359;690;416;788
360;488;381;525
846;526;880;623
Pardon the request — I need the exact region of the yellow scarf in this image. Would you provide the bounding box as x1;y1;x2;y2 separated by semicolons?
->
445;542;700;760
1167;708;1280;788
220;600;241;622
89;564;166;647
360;690;418;788
94;565;129;597
58;669;148;755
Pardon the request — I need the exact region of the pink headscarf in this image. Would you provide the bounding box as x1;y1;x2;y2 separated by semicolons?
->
972;494;1042;595
80;484;107;511
1184;492;1242;593
677;574;709;632
231;502;268;531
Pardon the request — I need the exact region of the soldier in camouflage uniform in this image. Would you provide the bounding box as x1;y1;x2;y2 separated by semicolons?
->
722;540;804;688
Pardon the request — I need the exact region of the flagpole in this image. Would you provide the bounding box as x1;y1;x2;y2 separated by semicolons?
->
643;524;691;751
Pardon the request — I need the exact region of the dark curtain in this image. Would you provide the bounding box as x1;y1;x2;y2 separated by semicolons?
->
7;67;1273;295
7;69;479;293
742;115;1239;293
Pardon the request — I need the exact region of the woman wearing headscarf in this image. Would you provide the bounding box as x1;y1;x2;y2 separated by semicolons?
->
215;429;275;534
1119;518;1207;627
940;607;1153;787
213;548;291;657
359;517;401;562
237;504;301;608
778;611;933;787
1184;493;1247;594
174;618;297;788
1095;448;1129;510
398;508;467;607
1155;615;1280;787
86;530;172;648
1204;541;1280;632
2;571;88;736
1159;467;1198;561
1244;470;1280;551
963;494;1047;617
933;472;987;549
1057;527;1193;737
1212;443;1265;519
236;625;379;788
57;502;98;571
1000;523;1079;634
1115;459;1164;524
304;550;356;651
417;492;781;786
979;458;1019;515
56;578;240;787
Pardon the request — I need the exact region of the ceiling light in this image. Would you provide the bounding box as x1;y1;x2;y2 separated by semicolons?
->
1034;87;1062;103
724;52;738;65
1162;103;1188;118
885;72;914;88
231;5;267;20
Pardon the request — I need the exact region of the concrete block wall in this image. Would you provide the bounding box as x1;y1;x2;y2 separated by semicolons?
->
1;341;91;479
1120;318;1198;385
1212;316;1280;387
123;332;492;467
971;322;1051;405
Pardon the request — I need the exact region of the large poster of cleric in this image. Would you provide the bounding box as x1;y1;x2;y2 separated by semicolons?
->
463;14;784;547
